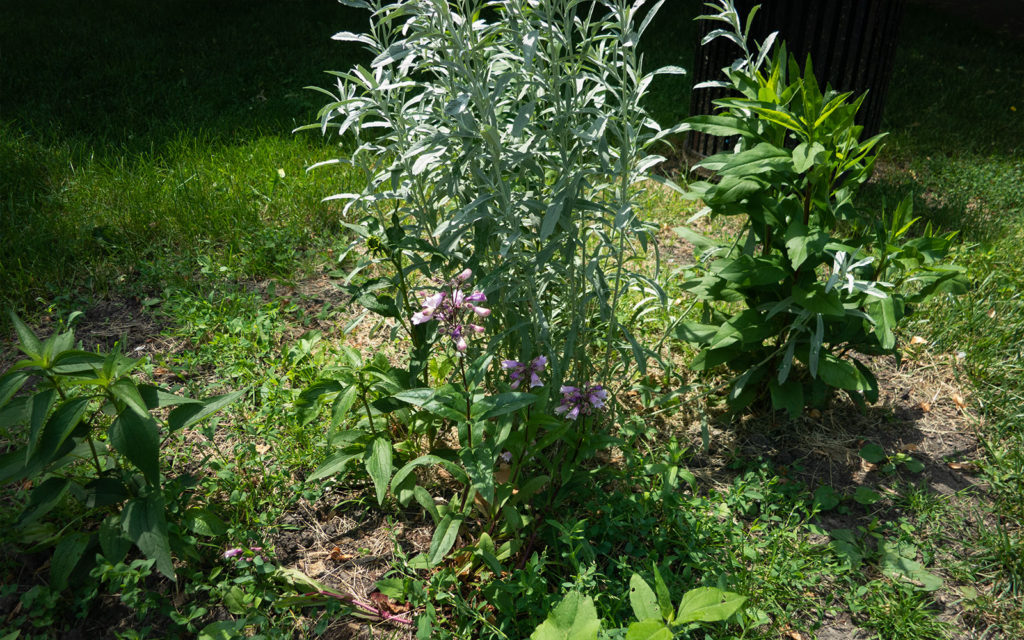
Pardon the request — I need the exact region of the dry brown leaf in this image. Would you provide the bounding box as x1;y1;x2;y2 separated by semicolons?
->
919;401;932;413
494;464;512;485
900;443;920;452
909;336;928;345
369;591;410;614
808;408;822;419
948;461;979;473
782;627;809;640
329;546;355;562
952;392;966;409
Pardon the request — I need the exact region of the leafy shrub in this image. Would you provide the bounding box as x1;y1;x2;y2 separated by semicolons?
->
674;0;967;416
304;0;682;390
299;0;683;570
0;312;241;593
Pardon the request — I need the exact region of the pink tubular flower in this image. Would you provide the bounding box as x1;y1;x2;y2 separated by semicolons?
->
501;355;547;390
410;270;489;353
555;383;606;420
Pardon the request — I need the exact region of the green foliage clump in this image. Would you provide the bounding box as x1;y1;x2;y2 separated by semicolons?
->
674;0;968;416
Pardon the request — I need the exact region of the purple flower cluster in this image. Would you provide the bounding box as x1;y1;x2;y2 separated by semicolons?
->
554;383;607;420
223;546;263;560
501;355;548;389
411;269;490;352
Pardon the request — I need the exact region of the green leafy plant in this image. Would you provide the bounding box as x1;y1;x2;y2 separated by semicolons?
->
528;570;745;640
299;0;685;576
0;312;242;589
674;0;967;416
305;0;683;399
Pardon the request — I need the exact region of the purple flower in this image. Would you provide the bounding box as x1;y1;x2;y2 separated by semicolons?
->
501;355;547;389
412;292;445;325
409;270;490;352
223;546;263;560
555;383;607;420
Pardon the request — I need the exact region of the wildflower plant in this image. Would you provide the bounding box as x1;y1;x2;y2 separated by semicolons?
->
298;0;684;572
674;0;968;416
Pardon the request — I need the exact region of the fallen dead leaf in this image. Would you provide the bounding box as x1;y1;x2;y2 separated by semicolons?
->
952;392;966;409
909;336;928;345
369;591;410;614
919;401;932;413
330;546;355;562
948;461;979;473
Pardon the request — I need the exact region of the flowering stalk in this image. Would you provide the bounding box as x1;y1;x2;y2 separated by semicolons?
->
501;355;548;390
554;383;607;421
411;269;490;354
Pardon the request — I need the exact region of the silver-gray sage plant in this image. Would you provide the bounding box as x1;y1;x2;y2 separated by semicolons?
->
305;0;684;412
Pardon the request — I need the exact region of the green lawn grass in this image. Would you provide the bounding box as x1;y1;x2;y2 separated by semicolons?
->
1;1;1023;638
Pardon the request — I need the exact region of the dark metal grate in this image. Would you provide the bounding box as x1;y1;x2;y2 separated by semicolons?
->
686;0;906;159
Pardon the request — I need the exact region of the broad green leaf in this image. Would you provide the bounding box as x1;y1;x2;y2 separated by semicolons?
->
138;385;202;410
109;409;161;486
675;322;719;345
625;619;672;640
9;311;43;359
427;513;462;567
0;370;30;409
167;390;245;433
629;573;660;622
18;477;71;525
529;591;600;640
903;457;925;473
853;486;881;505
682;114;751;138
123;493;175;580
792;141;825;173
461;445;495;506
473;392;537;420
392;453;468;490
393;388;465;422
84;477;129;508
872;296;897;350
224;585;248;615
881;542;943;591
109;378;149;417
99;515;132;563
27;389;58;461
858;443;886;464
50;531;91;591
818;354;869;391
0;395;31;430
365;437;393;505
813;485;841;512
793;285;845;317
331;385;359;429
356;292;400;318
198;620;246;640
31;395;91;468
185;508;228;537
676;587;746;624
716;142;791;177
413;485;441;524
0;448;28;484
652;565;673;621
768;378;803;418
307;448;361;481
